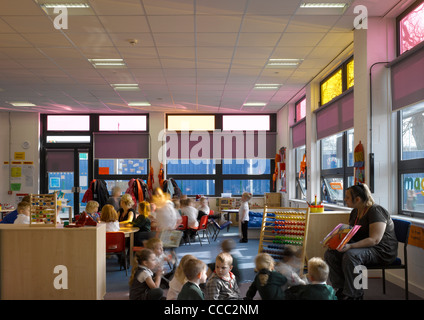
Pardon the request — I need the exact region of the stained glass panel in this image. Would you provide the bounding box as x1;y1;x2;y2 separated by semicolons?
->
347;59;354;89
399;2;424;54
321;69;342;105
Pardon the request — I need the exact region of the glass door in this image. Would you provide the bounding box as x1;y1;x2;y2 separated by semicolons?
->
44;148;89;221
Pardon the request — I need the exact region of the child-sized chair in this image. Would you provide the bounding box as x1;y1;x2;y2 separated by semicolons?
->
106;232;128;276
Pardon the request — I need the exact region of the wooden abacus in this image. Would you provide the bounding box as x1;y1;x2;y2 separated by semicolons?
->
30;193;57;227
258;206;310;275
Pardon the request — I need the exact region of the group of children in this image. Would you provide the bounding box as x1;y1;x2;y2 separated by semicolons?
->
129;236;337;300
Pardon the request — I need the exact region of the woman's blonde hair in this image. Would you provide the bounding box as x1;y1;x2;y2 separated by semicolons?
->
120;193;135;208
138;201;151;218
347;183;375;207
100;204;118;222
173;254;196;283
129;249;155;285
85;200;99;214
255;253;275;286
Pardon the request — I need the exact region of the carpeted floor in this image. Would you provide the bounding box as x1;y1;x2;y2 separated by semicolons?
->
104;226;421;301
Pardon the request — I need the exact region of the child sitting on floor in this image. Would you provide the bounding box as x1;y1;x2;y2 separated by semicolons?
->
205;252;241;300
177;258;207;300
285;257;337;300
129;248;164;300
167;254;196;300
245;253;287;300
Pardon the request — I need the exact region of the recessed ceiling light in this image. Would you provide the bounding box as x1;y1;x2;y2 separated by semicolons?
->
266;59;303;68
41;3;90;8
111;84;140;91
300;3;347;8
254;84;282;90
128;102;151;107
8;102;37;107
88;59;126;68
243;102;267;107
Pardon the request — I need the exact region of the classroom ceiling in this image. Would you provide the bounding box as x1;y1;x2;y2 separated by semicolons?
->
0;0;411;114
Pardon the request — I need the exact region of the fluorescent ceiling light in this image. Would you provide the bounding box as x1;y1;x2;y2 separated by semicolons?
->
128;102;151;107
88;59;126;68
41;3;90;8
300;3;347;8
8;102;37;107
243;102;267;107
254;84;281;90
267;59;303;67
111;84;140;91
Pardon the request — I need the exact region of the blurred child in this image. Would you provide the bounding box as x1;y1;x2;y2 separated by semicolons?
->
13;201;31;224
106;186;122;211
274;245;306;289
151;188;181;232
84;200;100;222
285;257;337;300
167;254;196;300
180;198;199;242
144;237;176;284
245;253;287;300
197;196;209;219
132;201;152;246
129;248;164;300
100;204;120;232
207;239;241;285
177;258;207;300
205;252;241;300
239;192;252;243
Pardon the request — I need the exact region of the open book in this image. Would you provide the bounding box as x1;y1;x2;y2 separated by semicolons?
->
322;223;361;250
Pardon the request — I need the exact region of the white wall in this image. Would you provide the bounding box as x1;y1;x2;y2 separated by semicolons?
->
0;112;40;207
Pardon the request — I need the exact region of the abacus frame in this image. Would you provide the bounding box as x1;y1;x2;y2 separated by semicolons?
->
258;206;310;276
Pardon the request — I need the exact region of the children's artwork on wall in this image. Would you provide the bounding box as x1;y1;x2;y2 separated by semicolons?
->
354;141;365;184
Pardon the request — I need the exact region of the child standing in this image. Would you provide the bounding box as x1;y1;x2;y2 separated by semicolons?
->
100;204;120;232
129;249;164;300
285;257;337;300
245;253;287;300
167;254;196;300
13;201;31;224
239;192;252;243
205;252;241;300
177;258;207;300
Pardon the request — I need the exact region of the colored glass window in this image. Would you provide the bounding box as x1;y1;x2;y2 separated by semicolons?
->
321;69;342;105
347;59;354;89
399;2;424;54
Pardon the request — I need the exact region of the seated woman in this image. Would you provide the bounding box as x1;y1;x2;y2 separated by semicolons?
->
118;193;136;226
324;183;398;300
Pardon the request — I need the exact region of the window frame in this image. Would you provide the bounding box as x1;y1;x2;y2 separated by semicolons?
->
319;56;354;107
396;0;424;56
165;114;275;196
319;129;354;205
397;110;424;219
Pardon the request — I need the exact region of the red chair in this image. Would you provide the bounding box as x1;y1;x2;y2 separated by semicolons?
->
177;215;188;231
106;232;128;276
190;215;210;246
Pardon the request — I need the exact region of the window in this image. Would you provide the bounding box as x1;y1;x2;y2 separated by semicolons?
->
295;145;306;200
167;115;215;131
47;115;90;131
320;56;354;106
398;101;424;217
295;97;306;122
165;114;275;196
99;115;147;131
222;115;270;131
320;129;354;205
398;1;424;55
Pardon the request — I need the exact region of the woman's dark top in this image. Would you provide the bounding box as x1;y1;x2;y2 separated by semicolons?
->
349;204;398;264
118;208;135;223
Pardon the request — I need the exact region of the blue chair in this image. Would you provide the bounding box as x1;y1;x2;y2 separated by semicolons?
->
367;218;411;299
210;218;232;241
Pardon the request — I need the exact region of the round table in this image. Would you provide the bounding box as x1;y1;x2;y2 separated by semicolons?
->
119;226;139;265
